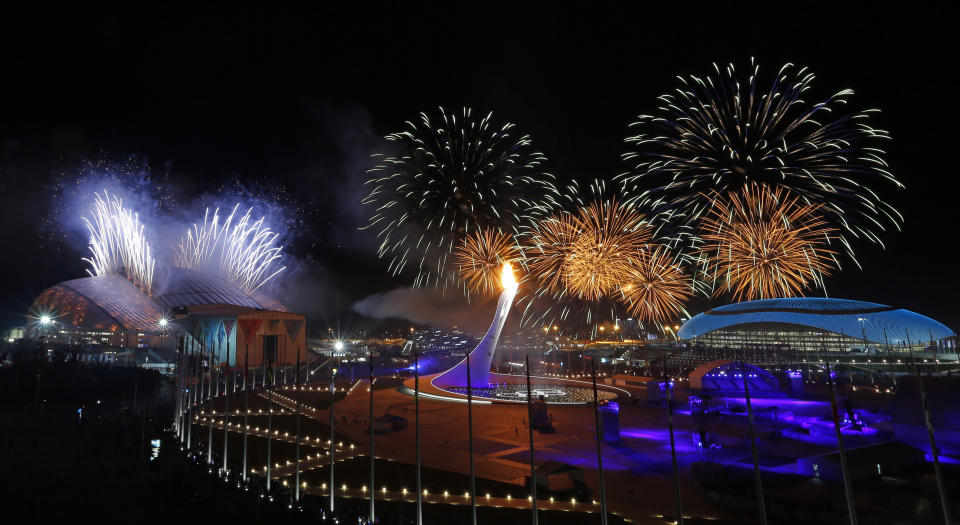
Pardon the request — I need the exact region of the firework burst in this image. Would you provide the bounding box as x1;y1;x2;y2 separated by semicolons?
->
619;246;692;325
174;204;286;294
519;199;654;328
363;106;560;288
454;228;522;296
562;200;653;301
698;184;838;301
82;191;156;294
621;59;902;262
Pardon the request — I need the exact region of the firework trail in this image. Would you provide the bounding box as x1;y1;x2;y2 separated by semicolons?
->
621;58;902;264
454;228;522;296
174;204;286;294
363;106;560;288
619;245;692;325
698;184;838;301
82;191;156;294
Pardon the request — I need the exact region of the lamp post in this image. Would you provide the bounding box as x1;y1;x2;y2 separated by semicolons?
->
330;343;340;513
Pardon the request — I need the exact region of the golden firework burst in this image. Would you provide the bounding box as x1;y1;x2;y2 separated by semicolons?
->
620;246;692;324
523;213;580;296
454;228;521;295
698;184;837;301
562;200;652;301
525;199;651;302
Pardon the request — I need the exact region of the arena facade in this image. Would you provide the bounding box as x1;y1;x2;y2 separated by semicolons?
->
678;297;956;355
28;267;306;366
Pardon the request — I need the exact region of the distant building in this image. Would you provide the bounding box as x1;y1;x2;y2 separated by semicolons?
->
678;298;955;356
28;267;306;366
409;328;477;356
2;326;24;342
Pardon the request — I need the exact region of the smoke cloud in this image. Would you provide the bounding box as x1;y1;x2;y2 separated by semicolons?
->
352;287;509;335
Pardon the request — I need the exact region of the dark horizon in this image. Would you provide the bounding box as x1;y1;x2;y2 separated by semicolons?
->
1;3;957;332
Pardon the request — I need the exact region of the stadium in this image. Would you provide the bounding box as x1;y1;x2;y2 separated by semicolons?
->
28;267;305;367
677;297;956;356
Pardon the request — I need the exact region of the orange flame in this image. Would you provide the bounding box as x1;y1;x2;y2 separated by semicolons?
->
501;262;518;291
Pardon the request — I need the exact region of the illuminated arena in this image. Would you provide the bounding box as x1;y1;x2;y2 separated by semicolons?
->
29;267;305;365
678;297;956;355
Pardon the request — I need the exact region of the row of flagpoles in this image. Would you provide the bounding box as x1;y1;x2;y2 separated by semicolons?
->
172;327;952;525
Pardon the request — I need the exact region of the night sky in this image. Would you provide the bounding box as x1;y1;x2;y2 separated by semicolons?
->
1;4;957;332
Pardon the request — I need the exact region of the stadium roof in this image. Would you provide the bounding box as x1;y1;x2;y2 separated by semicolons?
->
31;267;284;333
678;297;955;344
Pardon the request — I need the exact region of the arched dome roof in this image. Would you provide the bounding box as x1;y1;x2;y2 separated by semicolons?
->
678;298;954;344
31;275;165;333
30;267;284;333
152;267;265;310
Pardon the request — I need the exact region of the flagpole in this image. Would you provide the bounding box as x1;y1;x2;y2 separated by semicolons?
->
466;352;477;525
524;355;539;525
266;346;273;493
667;379;684;525
741;362;767;524
187;337;193;450
295;345;302;502
207;337;214;466
243;338;249;482
214;334;220;399
176;334;183;442
415;343;423;525
198;331;204;405
329;363;337;513
369;345;375;524
590;358;608;525
222;339;230;475
825;360;858;525
209;335;214;399
906;329;951;524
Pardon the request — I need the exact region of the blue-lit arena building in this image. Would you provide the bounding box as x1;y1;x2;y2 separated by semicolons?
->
677;298;956;356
